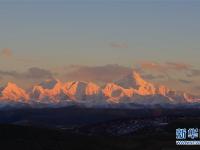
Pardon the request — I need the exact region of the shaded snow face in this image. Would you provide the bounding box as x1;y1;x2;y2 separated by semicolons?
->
39;79;59;89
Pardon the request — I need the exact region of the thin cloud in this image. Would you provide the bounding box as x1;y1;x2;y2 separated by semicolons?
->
25;67;53;79
0;48;35;63
178;79;193;84
187;69;200;77
139;61;197;81
0;67;53;80
140;61;190;72
166;62;191;70
110;42;128;49
194;86;200;91
143;74;165;80
66;64;132;83
0;48;13;58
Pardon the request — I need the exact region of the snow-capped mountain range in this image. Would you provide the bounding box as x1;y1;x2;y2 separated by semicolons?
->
0;71;199;108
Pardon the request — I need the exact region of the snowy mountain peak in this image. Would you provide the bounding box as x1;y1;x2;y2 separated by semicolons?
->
85;82;100;96
132;71;148;86
31;79;66;102
102;83;134;102
117;71;156;95
62;81;101;100
156;85;170;96
117;71;148;88
0;82;29;102
0;71;199;108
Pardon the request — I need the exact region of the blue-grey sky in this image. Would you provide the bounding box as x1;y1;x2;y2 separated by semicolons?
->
0;0;200;94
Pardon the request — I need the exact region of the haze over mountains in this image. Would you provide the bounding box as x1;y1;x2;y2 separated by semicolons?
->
0;71;199;108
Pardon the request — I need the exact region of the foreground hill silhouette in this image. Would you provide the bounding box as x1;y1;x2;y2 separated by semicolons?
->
1;107;200;150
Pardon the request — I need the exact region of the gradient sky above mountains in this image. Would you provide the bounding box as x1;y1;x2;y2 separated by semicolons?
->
0;0;200;95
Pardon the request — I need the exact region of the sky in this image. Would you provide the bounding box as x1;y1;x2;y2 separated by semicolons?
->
0;0;200;95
